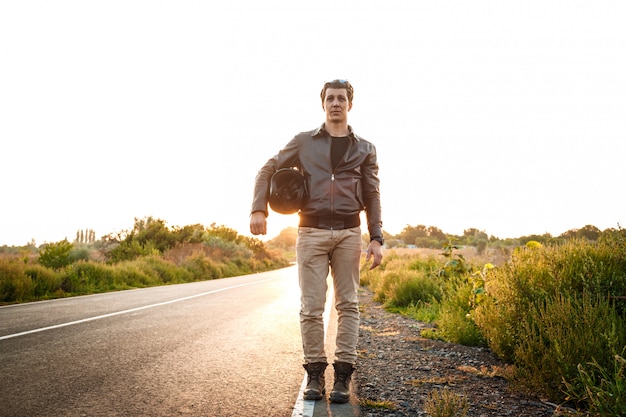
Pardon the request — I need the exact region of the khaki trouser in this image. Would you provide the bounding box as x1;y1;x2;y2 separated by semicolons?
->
296;226;362;364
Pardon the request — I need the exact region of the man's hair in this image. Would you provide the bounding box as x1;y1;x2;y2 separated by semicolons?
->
320;79;354;104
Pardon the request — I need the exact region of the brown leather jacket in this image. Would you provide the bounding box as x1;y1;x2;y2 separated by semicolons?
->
251;124;383;241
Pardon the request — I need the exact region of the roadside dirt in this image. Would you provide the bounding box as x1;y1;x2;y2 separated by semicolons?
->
354;287;577;417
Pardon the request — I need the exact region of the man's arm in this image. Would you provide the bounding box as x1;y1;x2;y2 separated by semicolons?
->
361;143;383;269
249;135;301;229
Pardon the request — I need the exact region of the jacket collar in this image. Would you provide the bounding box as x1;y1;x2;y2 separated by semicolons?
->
313;123;361;141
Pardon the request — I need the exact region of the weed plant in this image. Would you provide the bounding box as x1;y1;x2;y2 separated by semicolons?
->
423;388;469;417
0;239;288;304
472;231;626;408
563;353;626;416
360;230;626;413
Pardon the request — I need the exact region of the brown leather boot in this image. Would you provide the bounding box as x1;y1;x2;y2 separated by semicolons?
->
329;362;355;403
303;362;328;400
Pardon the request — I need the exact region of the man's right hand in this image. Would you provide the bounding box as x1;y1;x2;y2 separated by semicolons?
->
249;211;267;235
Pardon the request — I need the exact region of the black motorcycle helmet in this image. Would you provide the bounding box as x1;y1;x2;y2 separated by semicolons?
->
269;168;307;214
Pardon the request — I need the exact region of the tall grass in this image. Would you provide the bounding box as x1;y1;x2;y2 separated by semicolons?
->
360;231;626;413
0;241;289;304
472;233;626;407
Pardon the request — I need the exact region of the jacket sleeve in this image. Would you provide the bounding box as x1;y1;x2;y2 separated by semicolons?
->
250;136;301;216
361;144;383;240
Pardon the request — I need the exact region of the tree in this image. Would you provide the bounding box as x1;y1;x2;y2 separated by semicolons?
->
462;228;488;244
427;226;447;241
38;239;74;269
398;225;428;246
268;227;297;250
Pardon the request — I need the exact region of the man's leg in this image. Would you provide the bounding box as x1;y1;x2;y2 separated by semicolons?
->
330;226;362;364
296;227;331;400
328;226;362;403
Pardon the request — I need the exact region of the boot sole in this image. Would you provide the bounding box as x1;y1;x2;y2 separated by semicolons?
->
329;393;349;403
303;390;325;401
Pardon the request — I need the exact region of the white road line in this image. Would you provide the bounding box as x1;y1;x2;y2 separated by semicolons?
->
0;277;277;341
291;282;334;417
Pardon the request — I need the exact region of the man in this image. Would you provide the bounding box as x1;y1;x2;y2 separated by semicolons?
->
250;79;383;403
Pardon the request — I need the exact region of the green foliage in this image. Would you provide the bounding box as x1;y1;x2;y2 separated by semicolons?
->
362;244;484;346
69;245;91;263
25;264;62;297
38;239;74;269
438;281;485;347
0;218;288;304
513;292;626;400
61;261;117;293
401;301;440;323
389;273;442;308
472;230;626;407
360;253;442;309
0;260;31;302
437;242;472;279
362;231;626;412
559;224;603;241
563;354;626;416
181;253;224;280
266;227;297;251
136;256;193;285
397;224;448;248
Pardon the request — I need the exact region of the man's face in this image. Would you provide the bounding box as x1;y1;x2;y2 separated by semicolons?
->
323;88;352;123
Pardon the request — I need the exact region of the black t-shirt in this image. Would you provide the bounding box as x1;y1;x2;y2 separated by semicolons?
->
331;136;350;170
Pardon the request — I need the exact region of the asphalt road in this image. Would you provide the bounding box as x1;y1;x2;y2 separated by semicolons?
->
0;267;361;417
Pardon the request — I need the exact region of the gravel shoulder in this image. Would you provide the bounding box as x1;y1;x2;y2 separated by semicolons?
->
354;287;566;417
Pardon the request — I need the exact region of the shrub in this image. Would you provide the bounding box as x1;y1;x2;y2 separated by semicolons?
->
61;261;117;293
564;354;626;416
181;253;223;280
69;246;91;263
0;260;31;302
25;264;62;297
38;239;73;269
472;235;626;408
135;256;193;285
114;262;155;288
438;281;485;346
386;272;442;308
514;292;626;401
107;240;160;263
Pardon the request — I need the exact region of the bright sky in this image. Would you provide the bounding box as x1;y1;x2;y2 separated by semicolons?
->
1;1;624;246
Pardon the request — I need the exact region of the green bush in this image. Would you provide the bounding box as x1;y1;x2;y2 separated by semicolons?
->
0;260;31;302
38;239;73;269
61;261;117;293
472;234;626;408
360;252;443;308
437;281;485;346
181;254;224;280
69;246;91;263
25;264;62;297
135;256;193;285
564;354;626;416
387;272;442;308
108;240;160;263
514;292;626;400
114;262;156;288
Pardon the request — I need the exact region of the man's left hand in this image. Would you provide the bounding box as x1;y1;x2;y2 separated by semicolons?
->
366;240;383;270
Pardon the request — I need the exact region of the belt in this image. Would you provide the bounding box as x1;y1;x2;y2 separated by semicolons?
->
298;214;360;230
